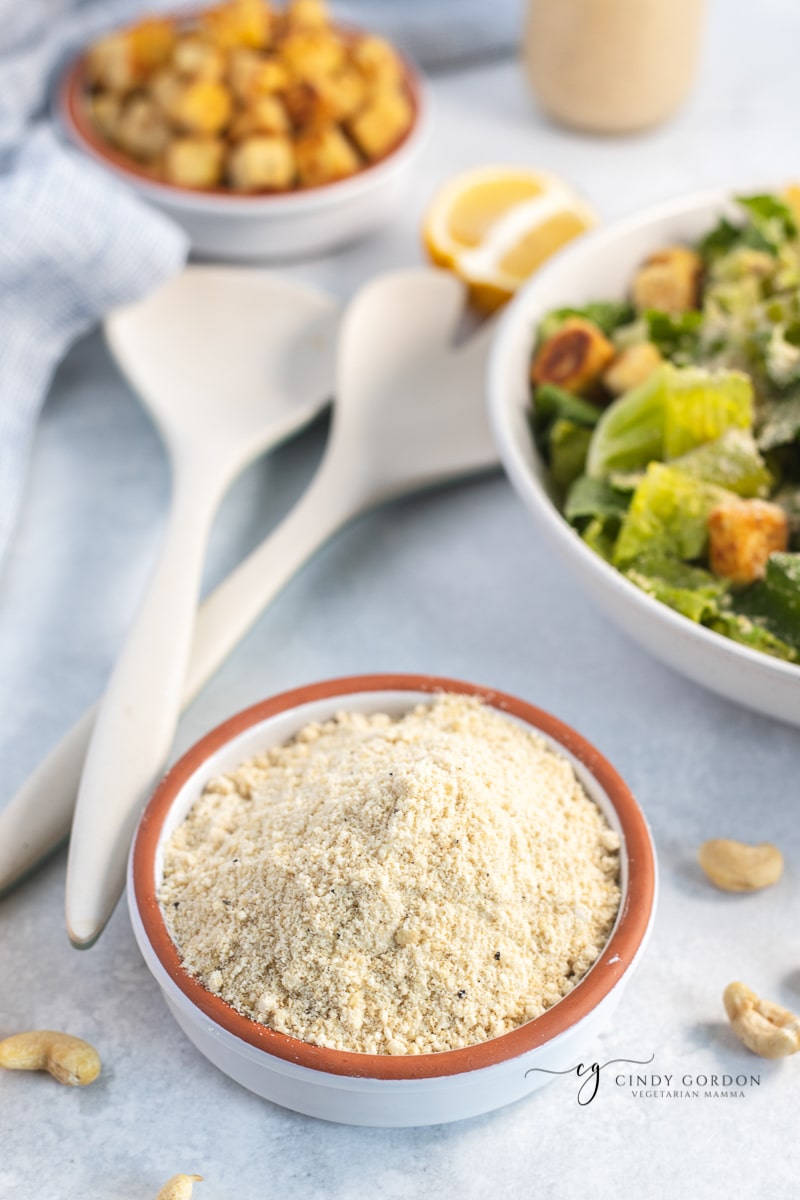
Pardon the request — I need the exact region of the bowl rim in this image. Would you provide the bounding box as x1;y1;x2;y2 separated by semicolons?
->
58;23;427;213
131;672;656;1081
487;185;800;685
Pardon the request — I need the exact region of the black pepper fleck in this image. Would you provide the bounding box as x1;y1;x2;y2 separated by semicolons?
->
457;989;466;999
494;951;501;961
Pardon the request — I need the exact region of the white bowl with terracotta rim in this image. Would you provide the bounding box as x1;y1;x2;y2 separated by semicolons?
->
57;34;428;261
128;673;656;1126
487;187;800;727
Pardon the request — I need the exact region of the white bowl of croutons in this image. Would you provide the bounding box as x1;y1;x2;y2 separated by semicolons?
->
488;187;800;727
59;0;428;260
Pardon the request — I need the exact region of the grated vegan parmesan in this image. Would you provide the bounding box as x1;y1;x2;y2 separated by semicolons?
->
159;694;621;1055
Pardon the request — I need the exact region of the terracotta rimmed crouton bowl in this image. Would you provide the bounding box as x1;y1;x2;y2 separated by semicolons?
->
58;12;428;260
128;673;656;1127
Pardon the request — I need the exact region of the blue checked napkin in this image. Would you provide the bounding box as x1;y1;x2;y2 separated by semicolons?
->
0;0;520;567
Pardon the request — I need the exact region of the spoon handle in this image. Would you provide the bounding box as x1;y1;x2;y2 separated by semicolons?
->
65;460;225;947
0;458;359;905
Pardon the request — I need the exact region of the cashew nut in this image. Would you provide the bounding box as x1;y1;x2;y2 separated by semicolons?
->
156;1175;203;1200
723;982;800;1059
0;1031;101;1086
698;839;783;892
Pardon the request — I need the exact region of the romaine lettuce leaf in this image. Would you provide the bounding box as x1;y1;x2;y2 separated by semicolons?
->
581;516;620;562
699;194;798;264
564;475;631;523
613;463;732;567
663;368;752;458
644;310;703;363
736;194;798;254
624;554;728;622
671;429;773;497
732;552;800;650
549;420;593;490
538;300;635;342
587;364;753;479
757;394;800;452
708;612;799;662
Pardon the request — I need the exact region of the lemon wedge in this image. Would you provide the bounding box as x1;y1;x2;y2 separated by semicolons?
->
422;166;597;312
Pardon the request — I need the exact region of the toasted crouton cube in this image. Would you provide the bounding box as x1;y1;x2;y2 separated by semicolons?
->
87;20;176;91
170;80;232;134
632;246;702;314
227;135;295;190
89;93;122;143
708;499;788;584
279;30;346;81
531;317;615;395
346;87;412;160
295;125;360;186
316;67;366;121
87;33;141;93
172;37;226;81
229;94;290;139
603;342;663;396
149;68;184;117
282;80;329;128
350;35;402;87
127;18;177;72
164;137;225;188
201;0;274;50
228;49;289;101
114;96;171;161
285;0;329;31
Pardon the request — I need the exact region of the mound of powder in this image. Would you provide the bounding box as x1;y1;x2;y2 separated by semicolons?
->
159;694;621;1055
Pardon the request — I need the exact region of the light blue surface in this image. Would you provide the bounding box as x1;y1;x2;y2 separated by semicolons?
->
2;3;800;1195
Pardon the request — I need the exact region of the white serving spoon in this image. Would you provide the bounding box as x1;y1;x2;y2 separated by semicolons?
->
0;269;499;927
63;267;339;948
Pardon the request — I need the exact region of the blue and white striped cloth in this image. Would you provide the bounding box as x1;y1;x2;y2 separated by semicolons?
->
0;0;189;568
0;0;521;568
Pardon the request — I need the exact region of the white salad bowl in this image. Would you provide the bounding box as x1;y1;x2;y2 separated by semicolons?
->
487;188;800;728
129;674;656;1127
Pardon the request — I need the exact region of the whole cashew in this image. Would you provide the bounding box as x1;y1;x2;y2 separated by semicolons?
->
156;1174;204;1200
723;982;800;1059
0;1031;100;1086
698;839;783;892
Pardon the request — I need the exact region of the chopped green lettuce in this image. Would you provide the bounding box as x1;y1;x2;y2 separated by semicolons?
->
537;300;635;342
587;364;753;479
644;310;703;363
699;194;797;263
699;216;744;264
671;429;773;497
757;393;800;452
625;555;727;623
708;612;799;663
732;552;800;650
581;516;620;562
736;194;798;254
533;383;603;440
613;463;732;567
564;475;631;523
663;368;752;458
549;420;593;490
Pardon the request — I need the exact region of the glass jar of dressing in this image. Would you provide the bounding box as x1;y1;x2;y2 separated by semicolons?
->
524;0;705;134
